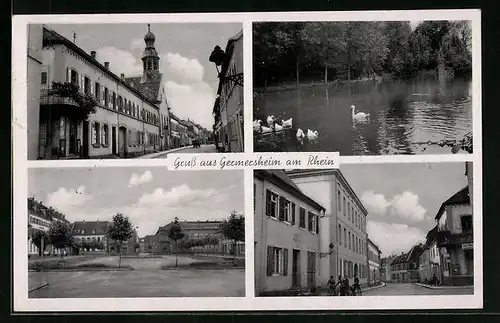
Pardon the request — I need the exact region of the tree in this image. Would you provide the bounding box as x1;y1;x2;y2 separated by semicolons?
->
167;217;185;267
107;213;134;268
220;211;245;264
48;221;74;257
32;230;49;257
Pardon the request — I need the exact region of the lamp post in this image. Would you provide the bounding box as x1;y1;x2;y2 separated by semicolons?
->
320;242;335;258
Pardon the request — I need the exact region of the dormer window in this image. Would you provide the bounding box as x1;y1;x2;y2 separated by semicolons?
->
81;230;85;234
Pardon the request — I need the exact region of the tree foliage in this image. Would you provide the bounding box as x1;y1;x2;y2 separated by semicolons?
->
48;221;74;255
31;229;49;257
220;211;245;243
181;236;220;250
253;21;472;86
48;81;98;120
167;217;185;267
107;213;134;267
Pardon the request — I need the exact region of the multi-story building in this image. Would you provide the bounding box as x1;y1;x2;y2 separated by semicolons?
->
435;185;473;286
389;244;424;283
286;169;371;287
27;24;44;160
212;30;243;153
254;170;325;295
419;225;442;283
380;255;396;283
34;24;169;159
27;197;70;256
367;238;382;285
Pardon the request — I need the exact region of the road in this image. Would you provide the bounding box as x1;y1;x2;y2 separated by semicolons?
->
363;283;473;296
151;145;217;158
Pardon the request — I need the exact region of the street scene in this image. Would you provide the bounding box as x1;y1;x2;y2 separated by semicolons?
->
27;167;245;297
253;21;472;155
254;162;474;297
27;22;243;160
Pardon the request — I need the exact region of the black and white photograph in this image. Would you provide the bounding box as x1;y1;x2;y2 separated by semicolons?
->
27;167;245;298
254;162;474;296
253;21;473;155
27;22;243;160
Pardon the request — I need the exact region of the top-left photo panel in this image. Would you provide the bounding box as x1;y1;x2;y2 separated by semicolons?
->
26;22;244;160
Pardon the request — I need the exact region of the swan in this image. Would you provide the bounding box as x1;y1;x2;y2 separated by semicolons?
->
253;120;262;132
351;105;370;120
281;117;293;128
306;129;319;141
261;125;272;134
296;128;305;140
266;115;275;126
274;123;284;132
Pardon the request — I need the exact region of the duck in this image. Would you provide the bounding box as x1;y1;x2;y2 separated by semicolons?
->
281;117;293;128
296;128;305;141
266;115;275;126
261;125;272;134
253;120;262;132
273;123;284;132
351;105;370;121
307;129;319;141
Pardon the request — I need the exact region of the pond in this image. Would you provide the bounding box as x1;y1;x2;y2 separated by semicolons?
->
253;78;472;155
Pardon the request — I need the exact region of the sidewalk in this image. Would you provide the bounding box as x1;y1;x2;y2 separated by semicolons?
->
29;272;49;293
316;282;385;296
135;146;191;159
414;282;473;290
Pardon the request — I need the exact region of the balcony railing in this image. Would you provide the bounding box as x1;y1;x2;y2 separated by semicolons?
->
437;230;473;247
40;89;79;107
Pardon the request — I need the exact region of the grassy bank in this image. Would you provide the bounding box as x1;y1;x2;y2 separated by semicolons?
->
28;259;132;271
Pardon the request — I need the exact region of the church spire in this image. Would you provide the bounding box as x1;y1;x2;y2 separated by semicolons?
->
142;24;160;78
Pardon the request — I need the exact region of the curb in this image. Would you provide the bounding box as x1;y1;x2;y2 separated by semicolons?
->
162;267;245;271
414;283;473;290
30;268;134;272
29;283;49;293
136;145;214;159
362;282;386;292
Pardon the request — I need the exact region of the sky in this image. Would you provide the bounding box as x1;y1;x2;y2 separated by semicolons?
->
46;23;243;128
28;168;244;237
340;162;469;257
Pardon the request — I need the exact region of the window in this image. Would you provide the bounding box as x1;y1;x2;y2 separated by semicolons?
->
84;76;91;95
299;207;306;228
41;72;47;85
267;246;288;276
70;69;78;86
344;228;346;246
92;122;100;146
104;88;109;107
356;213;358;228
265;190;278;218
95;82;100;101
308;212;313;231
348;232;351;250
337;190;341;210
291;203;296;225
338;224;341;244
118;96;123;112
343;197;346;215
102;124;109;146
278;197;290;222
347;202;351;221
461;215;473;234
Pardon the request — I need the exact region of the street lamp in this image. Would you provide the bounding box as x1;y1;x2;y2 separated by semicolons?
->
320;242;335;258
208;45;243;87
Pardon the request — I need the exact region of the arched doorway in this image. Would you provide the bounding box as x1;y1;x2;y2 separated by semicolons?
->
354;263;358;278
118;126;127;158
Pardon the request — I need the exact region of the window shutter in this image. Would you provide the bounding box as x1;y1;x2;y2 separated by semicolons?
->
283;248;288;276
66;68;70;83
265;190;271;216
291;203;296;225
278;197;285;221
316;215;319;234
266;246;273;276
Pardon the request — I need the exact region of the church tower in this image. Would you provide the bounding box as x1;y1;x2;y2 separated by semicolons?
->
141;24;161;82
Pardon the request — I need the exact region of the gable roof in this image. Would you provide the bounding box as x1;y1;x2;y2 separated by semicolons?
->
72;221;110;236
254;169;325;212
124;75;163;103
435;186;470;220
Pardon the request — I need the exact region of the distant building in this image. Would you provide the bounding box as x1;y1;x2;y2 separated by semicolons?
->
380;255;396;283
419;225;442;283
367;238;382;285
212;30;244;152
435;186;473;286
28;197;70;256
390;244;424;283
287;169;371;287
254;170;325;295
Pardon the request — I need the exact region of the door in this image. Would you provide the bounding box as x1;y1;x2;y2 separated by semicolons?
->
112;126;117;155
69;119;77;154
118;127;126;157
464;250;473;275
307;251;316;289
292;249;300;287
82;121;89;158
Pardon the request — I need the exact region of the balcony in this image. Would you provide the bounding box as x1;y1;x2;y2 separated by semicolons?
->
437;230;473;247
40;89;79;107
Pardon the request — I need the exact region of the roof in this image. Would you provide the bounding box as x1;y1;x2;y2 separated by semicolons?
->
42;27;160;109
390;253;409;265
424;225;438;247
367;238;382;254
72;221;110;236
124;75;162;103
435;186;470;220
28;197;69;223
254;169;325;212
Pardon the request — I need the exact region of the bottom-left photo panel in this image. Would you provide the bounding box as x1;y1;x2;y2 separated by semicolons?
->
26;167;245;298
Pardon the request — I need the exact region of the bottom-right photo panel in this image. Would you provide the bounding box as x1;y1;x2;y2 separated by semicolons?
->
253;162;474;297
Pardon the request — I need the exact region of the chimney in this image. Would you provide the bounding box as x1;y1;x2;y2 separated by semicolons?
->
91;51;96;59
121;73;125;80
104;62;109;69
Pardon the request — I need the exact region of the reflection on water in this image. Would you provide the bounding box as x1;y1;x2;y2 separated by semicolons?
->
253;78;472;155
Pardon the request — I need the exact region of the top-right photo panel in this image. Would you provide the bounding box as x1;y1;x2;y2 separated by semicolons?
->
253;21;473;155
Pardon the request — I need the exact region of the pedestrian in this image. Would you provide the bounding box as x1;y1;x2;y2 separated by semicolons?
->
327;276;336;296
352;277;362;296
340;275;350;296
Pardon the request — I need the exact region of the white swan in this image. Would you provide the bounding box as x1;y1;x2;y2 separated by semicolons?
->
281;117;293;128
307;129;319;141
351;105;370;121
261;125;272;134
296;128;305;140
253;120;262;132
266;115;275;126
274;123;284;132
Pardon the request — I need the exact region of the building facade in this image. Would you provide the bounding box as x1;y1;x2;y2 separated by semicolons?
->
419;225;442;283
212;30;244;153
367;238;382;285
286;169;370;287
435;186;473;286
34;25;169;159
27;197;70;256
390;244;424;283
254;170;325;295
380;255;396;283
